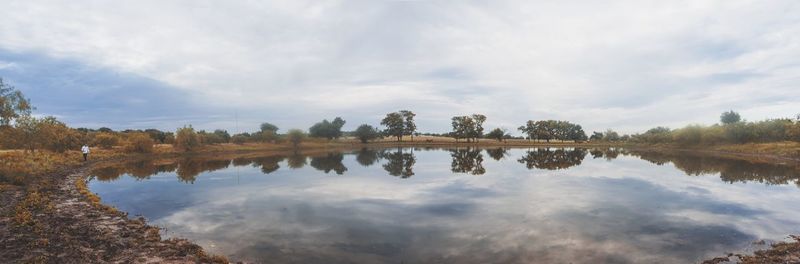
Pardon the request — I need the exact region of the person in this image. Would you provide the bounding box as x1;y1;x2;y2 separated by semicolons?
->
81;144;90;161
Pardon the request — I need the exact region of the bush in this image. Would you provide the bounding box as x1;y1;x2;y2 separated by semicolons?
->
231;134;248;144
673;125;703;145
124;133;154;153
286;129;306;147
174;125;200;151
93;132;120;149
0;126;18;149
701;125;726;145
36;117;82;153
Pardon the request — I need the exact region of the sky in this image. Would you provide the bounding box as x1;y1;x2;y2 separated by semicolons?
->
0;0;799;135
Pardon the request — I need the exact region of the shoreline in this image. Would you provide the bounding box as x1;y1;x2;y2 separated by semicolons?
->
2;141;800;263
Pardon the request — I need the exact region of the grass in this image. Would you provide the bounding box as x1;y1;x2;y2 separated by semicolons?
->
626;141;800;162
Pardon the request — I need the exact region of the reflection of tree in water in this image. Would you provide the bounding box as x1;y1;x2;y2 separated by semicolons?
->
485;148;508;161
355;148;381;166
381;148;416;178
450;148;485;175
517;148;587;170
249;156;285;174
589;148;624;160
177;158;231;183
92;161;177;181
92;166;126;182
631;150;800;187
310;153;348;175
286;153;307;169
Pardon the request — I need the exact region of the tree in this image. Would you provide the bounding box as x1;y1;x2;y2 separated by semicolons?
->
604;129;621;141
0;78;33;126
354;124;381;143
518;121;536;141
287;129;305;148
471;114;486;141
399;110;417;141
174;125;200;151
451;116;474;142
14;115;40;152
144;129;168;143
260;122;279;133
213;129;231;143
567;124;588;142
309;117;346;140
589;131;604;141
720;110;741;125
381;112;405;142
533;120;555;142
486;128;507;142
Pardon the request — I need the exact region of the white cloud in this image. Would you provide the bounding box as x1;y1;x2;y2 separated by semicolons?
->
0;0;798;133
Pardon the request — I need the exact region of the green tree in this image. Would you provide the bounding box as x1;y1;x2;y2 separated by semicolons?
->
0;78;33;126
144;129;168;143
604;129;621;141
567;124;588;142
213;129;231;143
471;114;486;141
450;116;475;142
354;124;381;143
309;117;346;140
260;122;279;133
287;129;306;148
381;112;405;142
720;110;741;125
486;128;507;142
518;121;536;141
399;110;417;141
589;131;604;141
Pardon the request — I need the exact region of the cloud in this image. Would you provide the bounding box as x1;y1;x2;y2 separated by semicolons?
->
0;0;799;133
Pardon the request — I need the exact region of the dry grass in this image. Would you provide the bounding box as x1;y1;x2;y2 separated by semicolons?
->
628;141;800;162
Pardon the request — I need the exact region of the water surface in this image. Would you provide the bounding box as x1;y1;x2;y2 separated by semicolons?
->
89;148;800;263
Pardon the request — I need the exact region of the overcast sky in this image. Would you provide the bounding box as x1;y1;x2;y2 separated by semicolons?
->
0;0;798;134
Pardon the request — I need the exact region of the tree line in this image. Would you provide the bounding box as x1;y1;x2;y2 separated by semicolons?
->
4;76;800;154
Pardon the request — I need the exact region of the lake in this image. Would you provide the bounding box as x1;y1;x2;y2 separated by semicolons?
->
88;147;800;263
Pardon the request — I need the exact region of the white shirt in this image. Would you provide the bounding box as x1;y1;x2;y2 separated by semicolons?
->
81;146;90;154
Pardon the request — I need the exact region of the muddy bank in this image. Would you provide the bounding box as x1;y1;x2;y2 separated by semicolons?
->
0;165;226;263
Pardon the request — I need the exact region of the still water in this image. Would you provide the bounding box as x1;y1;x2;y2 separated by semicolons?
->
89;148;800;263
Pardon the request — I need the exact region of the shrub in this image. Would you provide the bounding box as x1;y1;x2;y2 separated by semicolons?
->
231;134;248;144
93;132;120;149
0;126;18;149
673;125;703;145
174;125;200;151
36;117;82;153
286;129;306;147
701;125;726;145
124;133;154;153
